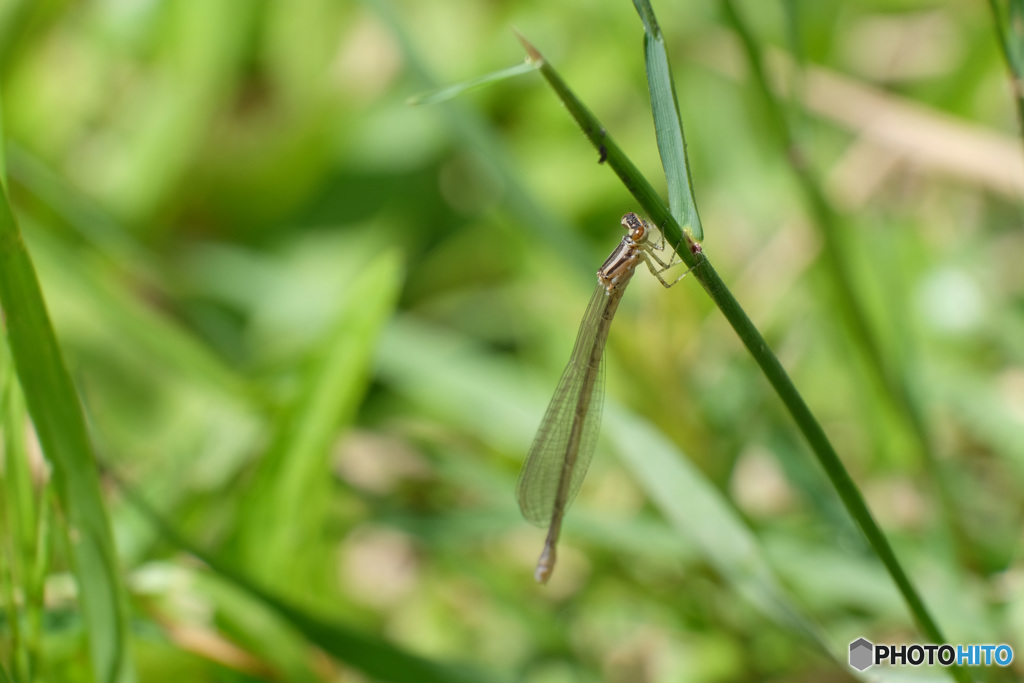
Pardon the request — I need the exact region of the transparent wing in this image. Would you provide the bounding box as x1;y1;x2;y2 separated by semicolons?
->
516;285;612;527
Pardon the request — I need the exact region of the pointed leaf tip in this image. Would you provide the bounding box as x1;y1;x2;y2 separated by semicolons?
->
513;29;544;65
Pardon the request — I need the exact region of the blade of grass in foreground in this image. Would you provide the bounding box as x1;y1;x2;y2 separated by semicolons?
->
0;179;133;681
515;34;967;683
632;0;703;241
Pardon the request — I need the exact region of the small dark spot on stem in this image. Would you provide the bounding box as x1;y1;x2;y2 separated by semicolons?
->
598;145;607;164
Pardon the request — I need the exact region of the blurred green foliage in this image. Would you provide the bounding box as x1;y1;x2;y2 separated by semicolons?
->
1;0;1024;681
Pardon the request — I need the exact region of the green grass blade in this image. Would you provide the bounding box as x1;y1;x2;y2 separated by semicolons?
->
407;61;538;106
632;0;703;240
112;471;502;683
236;251;403;584
1;345;43;681
0;83;6;190
516;35;965;680
603;405;832;653
0;185;133;681
0;482;24;681
2;364;36;562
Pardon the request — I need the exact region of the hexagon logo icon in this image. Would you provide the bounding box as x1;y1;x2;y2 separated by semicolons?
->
849;638;874;671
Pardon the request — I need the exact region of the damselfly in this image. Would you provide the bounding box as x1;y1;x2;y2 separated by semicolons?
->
517;212;695;583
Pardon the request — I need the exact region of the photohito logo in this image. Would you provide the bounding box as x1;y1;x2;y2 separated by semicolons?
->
849;637;1013;671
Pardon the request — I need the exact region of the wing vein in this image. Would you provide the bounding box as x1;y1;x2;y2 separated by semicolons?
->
516;280;626;526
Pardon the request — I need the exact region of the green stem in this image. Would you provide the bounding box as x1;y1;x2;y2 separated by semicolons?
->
518;35;966;683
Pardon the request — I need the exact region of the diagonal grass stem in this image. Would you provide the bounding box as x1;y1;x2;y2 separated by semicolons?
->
516;33;965;682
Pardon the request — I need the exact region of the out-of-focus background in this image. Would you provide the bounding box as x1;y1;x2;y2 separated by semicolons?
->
1;0;1023;680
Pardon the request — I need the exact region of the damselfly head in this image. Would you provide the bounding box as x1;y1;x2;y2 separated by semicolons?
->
620;212;650;244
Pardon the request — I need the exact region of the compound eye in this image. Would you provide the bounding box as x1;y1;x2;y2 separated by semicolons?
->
621;212;646;240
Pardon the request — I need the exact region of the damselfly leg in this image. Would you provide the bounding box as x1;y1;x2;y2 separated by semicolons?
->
639;227;698;289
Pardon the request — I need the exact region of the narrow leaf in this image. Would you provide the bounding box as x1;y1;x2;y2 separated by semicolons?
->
633;0;703;240
1;342;43;681
236;251;404;583
0;84;6;190
0;182;133;681
407;61;538;106
604;405;831;652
